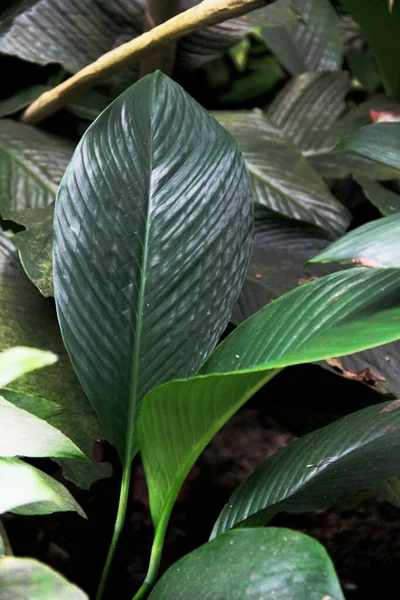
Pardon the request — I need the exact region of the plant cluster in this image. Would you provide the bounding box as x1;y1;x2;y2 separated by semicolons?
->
0;1;400;599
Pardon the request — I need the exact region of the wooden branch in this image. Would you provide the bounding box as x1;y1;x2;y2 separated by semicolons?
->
21;0;267;125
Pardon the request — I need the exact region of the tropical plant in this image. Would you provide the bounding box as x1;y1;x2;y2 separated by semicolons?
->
0;1;400;599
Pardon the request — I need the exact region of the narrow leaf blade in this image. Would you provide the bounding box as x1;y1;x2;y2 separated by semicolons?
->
335;122;400;172
212;399;400;536
311;212;400;268
202;267;400;374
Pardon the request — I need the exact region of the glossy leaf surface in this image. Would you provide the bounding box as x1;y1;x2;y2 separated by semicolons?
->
260;0;342;75
309;96;400;179
266;71;349;155
232;208;340;324
215;109;350;237
178;0;298;67
0;557;88;599
54;72;253;462
140;267;400;547
335;122;400;173
213;399;400;536
311;212;400;268
0;0;144;74
149;528;344;600
202;267;400;374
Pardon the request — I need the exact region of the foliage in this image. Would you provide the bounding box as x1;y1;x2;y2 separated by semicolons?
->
1;1;400;599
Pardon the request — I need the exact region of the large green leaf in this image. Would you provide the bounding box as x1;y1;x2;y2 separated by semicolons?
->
0;557;88;600
266;71;349;155
139;266;400;553
53;72;253;463
202;267;400;374
149;528;344;600
356;176;400;215
235;212;400;399
0;347;56;388
335;122;400;173
311;212;400;268
0;396;86;459
139;369;277;536
0;0;144;74
260;0;342;74
0;234;110;488
0;457;85;517
0;119;74;296
215;110;350;237
342;0;400;99
212;399;400;536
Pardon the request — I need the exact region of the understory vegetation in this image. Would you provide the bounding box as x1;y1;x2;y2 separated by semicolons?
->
0;1;400;599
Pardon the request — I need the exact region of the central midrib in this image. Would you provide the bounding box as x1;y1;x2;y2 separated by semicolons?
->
124;77;156;469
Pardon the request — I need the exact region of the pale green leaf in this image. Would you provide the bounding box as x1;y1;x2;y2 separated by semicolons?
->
0;457;85;517
0;557;88;599
0;347;56;389
0;396;86;460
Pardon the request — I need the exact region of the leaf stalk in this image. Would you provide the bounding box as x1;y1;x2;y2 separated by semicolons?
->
96;463;132;600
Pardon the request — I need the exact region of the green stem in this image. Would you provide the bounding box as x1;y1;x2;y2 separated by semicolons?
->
96;463;132;600
132;514;170;600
